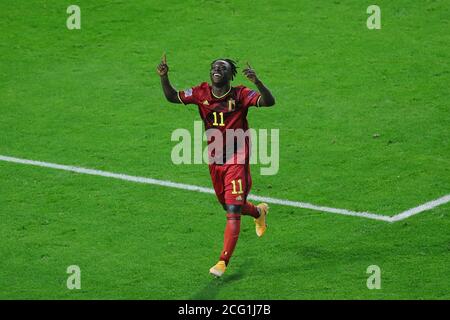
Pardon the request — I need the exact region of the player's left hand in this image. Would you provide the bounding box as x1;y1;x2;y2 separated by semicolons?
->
243;62;259;84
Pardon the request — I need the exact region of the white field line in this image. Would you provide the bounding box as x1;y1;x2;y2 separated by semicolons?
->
390;194;450;222
0;155;448;223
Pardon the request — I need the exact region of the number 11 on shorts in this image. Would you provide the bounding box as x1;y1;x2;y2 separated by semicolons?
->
231;179;244;194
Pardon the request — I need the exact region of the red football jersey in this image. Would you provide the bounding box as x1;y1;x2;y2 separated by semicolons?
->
178;82;261;165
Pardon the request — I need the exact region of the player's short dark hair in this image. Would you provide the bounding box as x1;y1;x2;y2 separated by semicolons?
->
211;58;238;80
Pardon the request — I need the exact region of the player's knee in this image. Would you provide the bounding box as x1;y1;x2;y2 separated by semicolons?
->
225;204;242;214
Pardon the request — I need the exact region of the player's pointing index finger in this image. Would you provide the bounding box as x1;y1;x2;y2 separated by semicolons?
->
162;52;167;64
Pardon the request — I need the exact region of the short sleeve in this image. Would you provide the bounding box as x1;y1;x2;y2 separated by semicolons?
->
239;87;261;108
178;87;199;105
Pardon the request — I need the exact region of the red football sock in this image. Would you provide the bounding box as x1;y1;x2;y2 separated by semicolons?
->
241;201;260;218
219;213;241;265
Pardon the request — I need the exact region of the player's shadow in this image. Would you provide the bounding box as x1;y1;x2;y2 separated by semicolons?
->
190;259;253;300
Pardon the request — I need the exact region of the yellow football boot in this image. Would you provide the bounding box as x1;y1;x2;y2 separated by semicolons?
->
209;260;227;277
255;203;269;237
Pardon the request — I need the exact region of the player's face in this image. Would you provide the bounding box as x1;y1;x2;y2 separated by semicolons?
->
210;60;232;85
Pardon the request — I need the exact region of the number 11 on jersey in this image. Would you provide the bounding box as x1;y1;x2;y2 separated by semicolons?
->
212;112;225;126
231;179;244;195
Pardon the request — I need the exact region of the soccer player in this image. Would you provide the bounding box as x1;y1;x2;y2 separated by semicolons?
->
157;54;276;277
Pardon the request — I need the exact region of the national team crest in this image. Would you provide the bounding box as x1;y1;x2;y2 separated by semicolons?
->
228;98;236;111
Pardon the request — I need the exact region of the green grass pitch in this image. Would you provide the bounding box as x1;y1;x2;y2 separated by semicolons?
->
1;0;449;299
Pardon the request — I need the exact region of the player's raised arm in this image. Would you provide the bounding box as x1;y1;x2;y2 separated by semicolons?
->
243;63;275;107
157;53;181;104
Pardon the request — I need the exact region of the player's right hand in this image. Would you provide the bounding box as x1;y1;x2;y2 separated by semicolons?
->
157;53;169;76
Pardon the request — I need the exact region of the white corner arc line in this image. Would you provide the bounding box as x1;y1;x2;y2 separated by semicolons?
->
1;155;448;223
